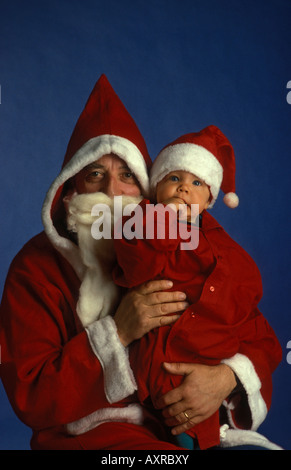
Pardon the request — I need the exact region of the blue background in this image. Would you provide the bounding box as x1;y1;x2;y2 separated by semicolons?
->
0;0;290;450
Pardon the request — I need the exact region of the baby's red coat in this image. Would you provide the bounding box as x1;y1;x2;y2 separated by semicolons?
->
113;199;282;449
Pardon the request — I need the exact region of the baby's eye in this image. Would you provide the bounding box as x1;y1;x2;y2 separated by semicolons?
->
193;179;202;186
170;175;179;182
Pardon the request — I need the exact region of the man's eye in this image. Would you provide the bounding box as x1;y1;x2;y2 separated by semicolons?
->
122;172;139;185
170;175;179;181
85;171;103;182
193;180;202;186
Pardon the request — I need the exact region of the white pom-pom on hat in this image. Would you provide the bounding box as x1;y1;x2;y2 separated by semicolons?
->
223;192;239;209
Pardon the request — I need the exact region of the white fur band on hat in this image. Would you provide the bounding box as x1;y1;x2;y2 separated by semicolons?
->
150;143;223;208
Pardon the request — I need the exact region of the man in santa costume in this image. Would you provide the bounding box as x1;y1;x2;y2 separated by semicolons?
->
0;75;282;450
112;126;283;449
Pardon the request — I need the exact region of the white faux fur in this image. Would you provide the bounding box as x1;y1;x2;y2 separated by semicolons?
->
221;353;268;430
223;192;239;209
41;134;149;279
219;424;283;450
66;403;144;436
86;316;138;403
67;192;142;327
150;143;223;208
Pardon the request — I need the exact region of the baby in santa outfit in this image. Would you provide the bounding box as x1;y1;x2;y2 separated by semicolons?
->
112;125;281;450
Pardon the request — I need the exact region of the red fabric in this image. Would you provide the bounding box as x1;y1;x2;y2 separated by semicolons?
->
0;232;186;450
62;74;151;169
51;74;151;218
113;199;282;449
30;408;184;450
0;233;127;446
0;234;102;425
0;220;282;450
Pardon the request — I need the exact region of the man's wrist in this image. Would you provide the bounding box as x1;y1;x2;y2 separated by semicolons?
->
229;373;244;395
218;363;238;398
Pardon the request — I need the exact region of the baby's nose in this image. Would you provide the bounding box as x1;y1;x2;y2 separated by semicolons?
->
178;184;189;192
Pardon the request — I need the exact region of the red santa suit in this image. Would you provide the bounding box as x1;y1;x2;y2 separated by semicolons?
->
0;75;172;450
0;80;282;451
113;198;282;449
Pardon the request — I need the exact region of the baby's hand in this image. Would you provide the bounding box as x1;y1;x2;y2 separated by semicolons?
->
163;197;189;220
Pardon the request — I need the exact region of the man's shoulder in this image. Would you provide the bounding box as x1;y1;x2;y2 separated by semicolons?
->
14;232;56;262
4;231;80;297
9;231;74;282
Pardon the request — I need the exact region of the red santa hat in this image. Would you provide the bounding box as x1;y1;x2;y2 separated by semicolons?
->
42;74;151;278
150;125;239;209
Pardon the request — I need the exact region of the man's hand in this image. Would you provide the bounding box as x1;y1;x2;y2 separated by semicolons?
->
114;280;188;347
155;362;237;435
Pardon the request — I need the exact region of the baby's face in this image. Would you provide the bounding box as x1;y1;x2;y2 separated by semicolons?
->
156;170;211;215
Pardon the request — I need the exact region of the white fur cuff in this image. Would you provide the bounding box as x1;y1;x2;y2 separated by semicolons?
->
221;353;268;430
219;425;283;450
86;316;137;403
66;403;144;436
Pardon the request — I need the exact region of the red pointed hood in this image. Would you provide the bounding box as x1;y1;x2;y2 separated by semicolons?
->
62;74;151;174
42;75;151;277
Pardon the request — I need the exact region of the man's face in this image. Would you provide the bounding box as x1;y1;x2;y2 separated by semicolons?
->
73;154;142;197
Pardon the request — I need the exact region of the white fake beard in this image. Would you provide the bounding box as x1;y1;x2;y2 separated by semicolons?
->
66;192;142;327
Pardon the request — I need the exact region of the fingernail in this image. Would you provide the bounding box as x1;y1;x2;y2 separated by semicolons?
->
178;293;186;300
166;281;173;287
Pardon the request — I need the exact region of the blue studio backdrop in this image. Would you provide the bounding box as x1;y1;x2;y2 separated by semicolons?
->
0;0;290;450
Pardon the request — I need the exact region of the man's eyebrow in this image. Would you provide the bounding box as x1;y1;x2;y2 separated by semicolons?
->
83;163;104;171
83;163;133;172
119;165;133;171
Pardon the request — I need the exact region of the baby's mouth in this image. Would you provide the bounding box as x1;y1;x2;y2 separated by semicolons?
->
179;198;190;208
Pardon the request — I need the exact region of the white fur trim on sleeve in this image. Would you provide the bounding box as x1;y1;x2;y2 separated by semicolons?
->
66;403;144;436
219;424;283;450
221;353;268;430
85;316;137;403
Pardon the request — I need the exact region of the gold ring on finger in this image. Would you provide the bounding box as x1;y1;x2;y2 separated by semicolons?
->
183;411;190;420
